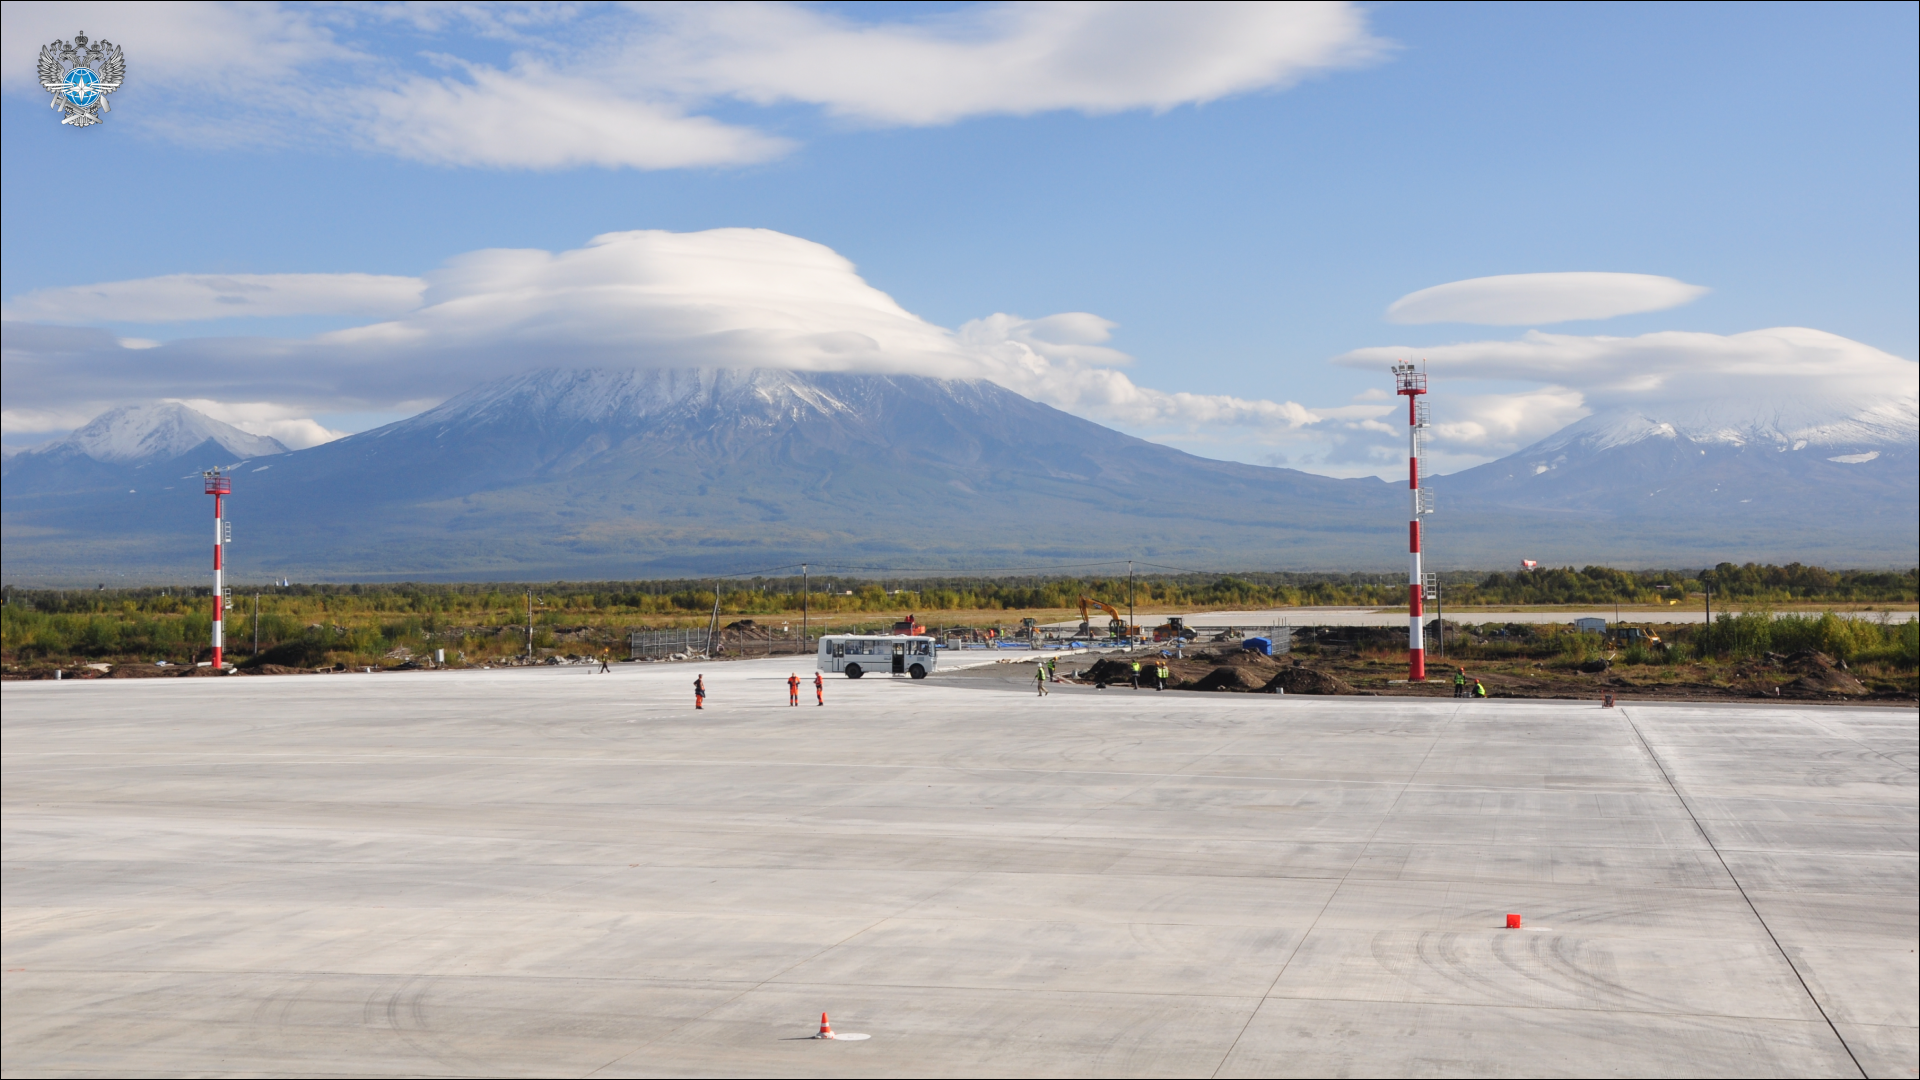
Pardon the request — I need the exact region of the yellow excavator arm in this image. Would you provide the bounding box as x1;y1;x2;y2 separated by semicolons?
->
1078;596;1133;636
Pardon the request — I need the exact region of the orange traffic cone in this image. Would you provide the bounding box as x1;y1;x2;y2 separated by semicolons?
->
808;1010;870;1041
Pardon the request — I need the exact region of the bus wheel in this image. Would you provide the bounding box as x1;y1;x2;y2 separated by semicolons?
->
909;664;927;680
844;664;863;679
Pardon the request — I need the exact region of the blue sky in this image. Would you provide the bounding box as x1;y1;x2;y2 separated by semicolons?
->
2;2;1914;473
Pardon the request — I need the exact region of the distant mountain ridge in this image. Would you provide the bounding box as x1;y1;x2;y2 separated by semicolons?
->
2;403;288;507
11;402;287;468
1518;394;1917;457
3;369;1914;583
1438;394;1916;530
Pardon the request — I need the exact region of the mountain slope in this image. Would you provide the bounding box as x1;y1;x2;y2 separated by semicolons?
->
4;369;1412;580
4;370;1912;583
236;368;1410;576
1433;396;1917;562
2;402;288;495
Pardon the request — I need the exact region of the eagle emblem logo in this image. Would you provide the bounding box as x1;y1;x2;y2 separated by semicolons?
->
39;30;125;127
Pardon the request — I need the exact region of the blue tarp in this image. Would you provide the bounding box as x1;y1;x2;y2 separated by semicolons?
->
1243;637;1272;656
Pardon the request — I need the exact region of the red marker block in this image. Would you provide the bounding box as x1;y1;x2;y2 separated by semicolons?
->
1506;913;1522;929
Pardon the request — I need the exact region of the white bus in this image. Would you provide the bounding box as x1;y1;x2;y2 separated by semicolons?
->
818;634;937;679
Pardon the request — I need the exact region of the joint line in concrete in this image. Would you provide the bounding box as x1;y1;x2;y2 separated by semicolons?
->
1618;707;1867;1080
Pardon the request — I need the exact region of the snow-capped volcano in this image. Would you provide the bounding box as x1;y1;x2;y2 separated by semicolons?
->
10;402;287;468
3;367;1415;578
1439;390;1917;535
5;368;1913;581
391;367;862;432
1527;392;1917;457
371;366;871;450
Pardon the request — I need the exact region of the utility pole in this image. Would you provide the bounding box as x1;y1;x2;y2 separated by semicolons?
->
1127;560;1134;641
801;564;808;656
526;589;533;661
253;593;260;656
706;583;722;657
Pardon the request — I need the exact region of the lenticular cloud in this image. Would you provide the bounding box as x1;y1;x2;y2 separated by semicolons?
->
1386;272;1709;325
0;228;1320;441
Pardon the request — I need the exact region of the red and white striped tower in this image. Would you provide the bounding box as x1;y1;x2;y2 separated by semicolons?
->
1392;362;1431;681
204;468;231;668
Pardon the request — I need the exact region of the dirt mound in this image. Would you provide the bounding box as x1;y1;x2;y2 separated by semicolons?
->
1775;650;1868;696
1264;666;1358;695
107;664;176;678
1079;657;1164;686
253;664;320;676
1159;651;1356;695
1787;669;1869;696
1783;650;1841;673
1185;665;1274;692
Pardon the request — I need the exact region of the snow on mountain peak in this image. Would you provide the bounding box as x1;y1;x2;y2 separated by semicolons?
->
1535;391;1918;455
48;402;290;464
391;367;969;434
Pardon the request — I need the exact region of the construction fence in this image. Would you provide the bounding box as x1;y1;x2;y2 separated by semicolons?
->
629;627;821;660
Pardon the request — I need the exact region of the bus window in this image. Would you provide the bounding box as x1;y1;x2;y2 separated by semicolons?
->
832;642;845;658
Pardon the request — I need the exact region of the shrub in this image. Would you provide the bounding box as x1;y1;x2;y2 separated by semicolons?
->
1691;610;1917;666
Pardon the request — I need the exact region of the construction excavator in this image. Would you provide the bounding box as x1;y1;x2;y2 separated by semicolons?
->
1077;596;1133;639
1153;616;1198;643
1605;625;1665;652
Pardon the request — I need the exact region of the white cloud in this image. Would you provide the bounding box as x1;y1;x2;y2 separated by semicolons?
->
636;1;1384;125
1386;272;1709;325
1;2;363;148
164;399;347;449
318;228;969;371
1426;388;1589;453
351;63;792;170
1339;326;1913;398
3;273;426;323
1336;327;1919;455
1;2;350;92
0;402;103;435
3;2;1384;170
0;227;1319;445
958;313;1318;430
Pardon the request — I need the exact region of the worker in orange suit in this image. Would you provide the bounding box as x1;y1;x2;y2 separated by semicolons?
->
788;672;801;706
694;674;705;710
814;671;824;706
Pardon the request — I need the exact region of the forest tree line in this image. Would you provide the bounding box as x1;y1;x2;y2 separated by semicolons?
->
3;563;1913;669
